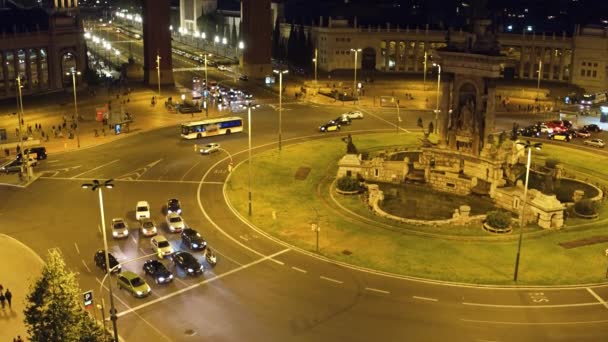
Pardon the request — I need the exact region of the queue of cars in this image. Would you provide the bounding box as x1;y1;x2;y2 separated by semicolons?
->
0;146;47;174
319;110;364;132
517;120;604;147
95;198;215;298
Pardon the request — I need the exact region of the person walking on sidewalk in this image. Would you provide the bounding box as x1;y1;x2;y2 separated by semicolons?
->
0;290;5;309
5;289;12;308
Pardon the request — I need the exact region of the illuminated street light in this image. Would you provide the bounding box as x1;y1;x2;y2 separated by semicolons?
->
313;48;318;84
65;68;82;148
350;48;362;99
81;179;119;342
273;69;288;151
513;141;542;282
433;62;441;134
156;52;161;98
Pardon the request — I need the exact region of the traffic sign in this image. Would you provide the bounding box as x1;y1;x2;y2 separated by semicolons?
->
83;290;93;308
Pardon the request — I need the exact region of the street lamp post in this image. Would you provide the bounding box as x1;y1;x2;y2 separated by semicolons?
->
433;63;441;134
241;102;260;216
313;48;318;84
156;52;161;98
234;41;244;83
423;51;428;91
537;59;542;90
81;179;119;342
513;141;542;282
214;36;220;54
394;98;401;134
350;48;362;98
273;69;288;151
15;75;30;180
66;68;82;148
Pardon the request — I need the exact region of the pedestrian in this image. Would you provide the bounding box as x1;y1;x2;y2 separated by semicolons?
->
0;290;5;309
15;127;18;136
5;289;11;308
4;148;9;157
39;124;42;131
21;118;24;126
16;336;23;342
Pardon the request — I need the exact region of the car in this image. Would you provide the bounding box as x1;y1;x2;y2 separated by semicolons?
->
239;75;249;81
142;259;173;284
200;143;220;154
334;116;352;126
111;218;129;239
574;129;591;138
319;121;341;132
166;213;186;233
94;250;121;273
178;104;202;114
172;251;204;275
1;157;36;173
584;138;605;148
135;201;151;220
167;198;182;214
583;124;602;132
23;146;47;160
518;127;540;137
116;271;151;298
342;111;364;120
151;235;174;257
217;65;228;71
139;218;157;237
534;123;552;134
241;91;253;99
181;228;207;251
549;133;571;142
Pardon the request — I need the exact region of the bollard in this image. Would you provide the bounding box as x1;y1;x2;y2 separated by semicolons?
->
194;144;198;152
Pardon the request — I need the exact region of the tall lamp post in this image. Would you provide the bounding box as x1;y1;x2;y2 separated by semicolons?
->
81;179;119;342
513;141;542;282
66;68;82;148
201;53;212;117
156;52;161;98
423;51;428;91
273;69;288;151
241;102;260;216
432;63;441;134
537;59;542;90
15;75;30;180
234;41;244;83
350;48;362;98
313;48;318;84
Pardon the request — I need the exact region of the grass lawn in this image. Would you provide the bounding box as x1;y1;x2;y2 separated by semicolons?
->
225;133;608;285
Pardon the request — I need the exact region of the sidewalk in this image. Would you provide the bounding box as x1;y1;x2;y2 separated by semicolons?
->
0;234;44;342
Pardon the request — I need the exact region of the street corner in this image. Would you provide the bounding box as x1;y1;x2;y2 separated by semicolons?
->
0;172;34;188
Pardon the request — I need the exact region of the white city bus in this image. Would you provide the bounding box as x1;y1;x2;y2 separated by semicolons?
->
180;117;243;139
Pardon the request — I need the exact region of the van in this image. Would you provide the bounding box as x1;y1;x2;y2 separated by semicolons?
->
23;146;47;160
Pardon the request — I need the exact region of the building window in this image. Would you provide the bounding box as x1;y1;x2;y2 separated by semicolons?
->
582;62;586;66
375;168;379;177
581;69;586;77
593;70;597;78
587;70;591;77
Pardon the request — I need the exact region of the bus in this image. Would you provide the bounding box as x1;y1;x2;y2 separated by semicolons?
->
180;117;243;139
581;92;607;105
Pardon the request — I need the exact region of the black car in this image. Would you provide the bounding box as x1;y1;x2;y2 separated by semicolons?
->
22;146;47;160
518;127;540;137
142;260;173;284
181;228;207;251
172;251;204;275
167;198;182;214
584;124;602;132
334;116;352;126
94;250;121;273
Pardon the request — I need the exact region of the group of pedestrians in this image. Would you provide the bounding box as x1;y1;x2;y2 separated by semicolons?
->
0;284;13;309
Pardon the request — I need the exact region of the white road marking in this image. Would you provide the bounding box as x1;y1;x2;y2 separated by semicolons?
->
47;160;60;163
291;266;307;273
413;295;438;302
81;260;91;272
239;235;249;241
320;276;343;284
358;107;411;133
180;160;202;181
117;158;163;181
462;301;601;309
586;287;608;309
71;159;120;178
74;242;80;255
461;318;608;325
116;248;290;318
365;287;390;294
202;181;224;185
131;236;137;244
39;176;202;183
139;247;147;255
174;277;189;287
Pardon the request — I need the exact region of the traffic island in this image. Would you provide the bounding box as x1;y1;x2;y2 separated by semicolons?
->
225;133;608;285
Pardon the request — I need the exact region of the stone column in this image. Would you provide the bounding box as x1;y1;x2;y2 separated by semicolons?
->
143;0;174;85
528;46;535;79
548;48;555;80
438;78;451;146
24;49;32;90
2;51;9;94
558;48;565;81
36;49;43;88
519;45;525;78
413;40;419;72
484;86;497;148
12;50;20;85
403;40;409;71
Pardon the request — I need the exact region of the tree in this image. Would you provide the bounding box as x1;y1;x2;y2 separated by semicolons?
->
24;249;107;342
287;23;296;64
271;16;281;60
230;19;237;47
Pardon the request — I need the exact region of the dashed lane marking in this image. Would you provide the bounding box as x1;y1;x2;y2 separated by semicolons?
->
358;107;410;133
81;259;91;273
365;287;390;295
116;248;290;318
180;160;202;181
116;158;163;181
586;287;608;309
131;236;137;244
74;242;80;255
71;159;120;178
291;266;307;273
413;295;438;302
320;276;343;284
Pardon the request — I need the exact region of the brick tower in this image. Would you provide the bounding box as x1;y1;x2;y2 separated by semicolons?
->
240;0;272;78
142;0;174;87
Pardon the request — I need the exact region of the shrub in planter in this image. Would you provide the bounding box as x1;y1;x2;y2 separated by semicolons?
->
336;176;361;192
485;210;512;229
574;199;597;216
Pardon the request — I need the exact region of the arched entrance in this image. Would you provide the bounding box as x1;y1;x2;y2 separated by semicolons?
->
61;52;77;86
362;47;376;70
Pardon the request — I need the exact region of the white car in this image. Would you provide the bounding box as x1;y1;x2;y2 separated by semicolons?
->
166;213;185;233
342;111;364;120
151;235;173;257
200;143;220;154
584;138;605;148
140;219;158;237
111;218;129;239
136;201;151;220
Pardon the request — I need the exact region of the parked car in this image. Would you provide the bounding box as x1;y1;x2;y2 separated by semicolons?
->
583;124;602;132
534;123;552;134
142;259;173;284
319;121;341;132
200;143;220;154
117;271;151;298
139;218;157;237
167;198;182;214
574;129;591;138
518;126;540;137
151;235;174;257
172;251;204;275
94;249;121;273
549;133;571;142
239;75;249;81
342;111;364;119
23;146;47;160
181;228;207;251
111;218;129;239
166;213;186;233
0;157;36;173
135;201;151;220
584;138;605;148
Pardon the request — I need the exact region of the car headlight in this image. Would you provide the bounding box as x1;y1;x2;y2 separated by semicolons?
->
169;274;173;279
158;277;165;282
187;268;194;273
136;291;143;296
192;243;198;248
112;232;118;237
